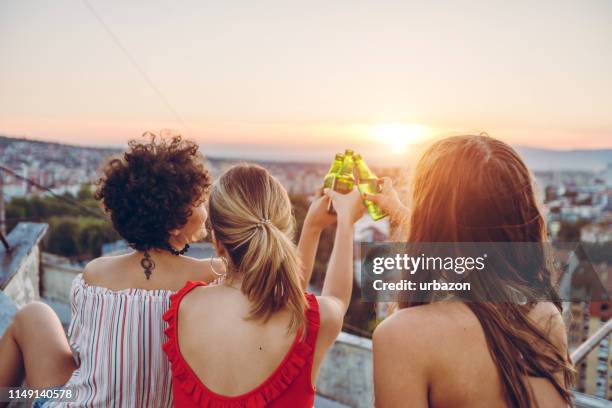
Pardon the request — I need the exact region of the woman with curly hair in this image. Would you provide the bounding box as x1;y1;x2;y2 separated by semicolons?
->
0;132;220;407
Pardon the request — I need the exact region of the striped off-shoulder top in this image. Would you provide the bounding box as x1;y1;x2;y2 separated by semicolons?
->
46;274;175;407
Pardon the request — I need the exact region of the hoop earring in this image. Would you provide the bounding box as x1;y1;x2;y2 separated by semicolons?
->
210;256;228;277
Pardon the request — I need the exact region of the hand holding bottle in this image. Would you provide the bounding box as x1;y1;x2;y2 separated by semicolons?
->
362;177;407;220
324;187;365;225
303;188;337;232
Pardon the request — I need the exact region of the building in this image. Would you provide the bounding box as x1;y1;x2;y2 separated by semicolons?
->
353;215;390;287
567;263;612;400
581;224;612;244
605;163;612;188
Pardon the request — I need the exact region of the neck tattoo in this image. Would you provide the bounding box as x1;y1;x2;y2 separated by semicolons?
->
140;250;156;280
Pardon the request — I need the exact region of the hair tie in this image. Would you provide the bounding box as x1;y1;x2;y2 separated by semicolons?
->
255;218;272;228
233;219;273;249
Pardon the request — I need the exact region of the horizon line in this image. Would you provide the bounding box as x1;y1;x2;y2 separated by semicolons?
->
3;133;612;154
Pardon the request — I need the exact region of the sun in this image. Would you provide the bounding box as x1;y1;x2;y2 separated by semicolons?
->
370;123;427;153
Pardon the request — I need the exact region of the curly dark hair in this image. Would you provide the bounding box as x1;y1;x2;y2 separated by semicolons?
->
94;132;211;251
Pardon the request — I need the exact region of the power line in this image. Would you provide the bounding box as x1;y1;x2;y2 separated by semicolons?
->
0;165;105;219
80;0;192;135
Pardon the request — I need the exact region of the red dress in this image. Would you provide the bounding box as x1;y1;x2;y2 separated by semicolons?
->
162;281;320;408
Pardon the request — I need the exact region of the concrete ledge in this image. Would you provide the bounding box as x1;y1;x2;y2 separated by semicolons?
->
0;223;48;307
0;223;48;290
316;332;373;408
0;291;17;337
336;331;372;350
41;253;81;304
315;395;350;407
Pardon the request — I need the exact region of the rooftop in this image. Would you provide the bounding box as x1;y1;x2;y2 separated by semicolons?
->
0;222;610;407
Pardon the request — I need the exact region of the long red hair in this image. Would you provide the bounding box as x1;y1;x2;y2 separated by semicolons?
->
401;135;575;407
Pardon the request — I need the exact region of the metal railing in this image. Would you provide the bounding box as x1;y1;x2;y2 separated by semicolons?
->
569;319;612;407
570;318;612;365
0;232;9;251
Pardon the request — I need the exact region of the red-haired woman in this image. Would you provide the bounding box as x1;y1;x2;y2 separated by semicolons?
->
370;135;574;408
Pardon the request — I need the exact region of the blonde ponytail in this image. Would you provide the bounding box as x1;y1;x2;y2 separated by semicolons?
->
208;164;307;332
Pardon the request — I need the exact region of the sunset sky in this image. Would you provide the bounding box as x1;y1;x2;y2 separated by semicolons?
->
1;0;611;163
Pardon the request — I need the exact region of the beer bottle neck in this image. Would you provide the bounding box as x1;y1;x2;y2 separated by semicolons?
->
339;158;354;175
328;161;342;173
355;159;375;179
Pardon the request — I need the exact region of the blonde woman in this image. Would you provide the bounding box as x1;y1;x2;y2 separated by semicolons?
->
163;164;364;407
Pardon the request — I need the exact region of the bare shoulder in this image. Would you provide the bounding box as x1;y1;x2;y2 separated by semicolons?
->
82;254;130;284
180;284;213;305
83;254;115;272
375;303;466;336
179;283;229;312
373;302;478;356
179;256;224;283
178;256;208;278
372;305;438;403
373;305;434;349
528;302;567;350
372;305;437;373
177;285;215;320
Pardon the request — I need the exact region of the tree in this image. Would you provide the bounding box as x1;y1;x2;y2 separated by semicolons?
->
47;217;80;257
5;201;27;231
77;183;94;201
78;219;118;257
7;189;113;258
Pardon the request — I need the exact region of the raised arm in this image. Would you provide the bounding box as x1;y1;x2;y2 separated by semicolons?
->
297;191;336;289
319;188;364;314
311;188;365;371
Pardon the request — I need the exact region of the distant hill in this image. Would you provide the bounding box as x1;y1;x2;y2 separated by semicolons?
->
1;134;611;171
515;146;612;172
0;135;120;154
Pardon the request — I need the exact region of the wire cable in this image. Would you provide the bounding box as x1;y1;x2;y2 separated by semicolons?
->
0;165;105;219
81;0;192;135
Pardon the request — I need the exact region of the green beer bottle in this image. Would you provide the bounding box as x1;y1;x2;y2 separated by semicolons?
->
333;149;355;194
323;153;344;189
355;154;387;221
